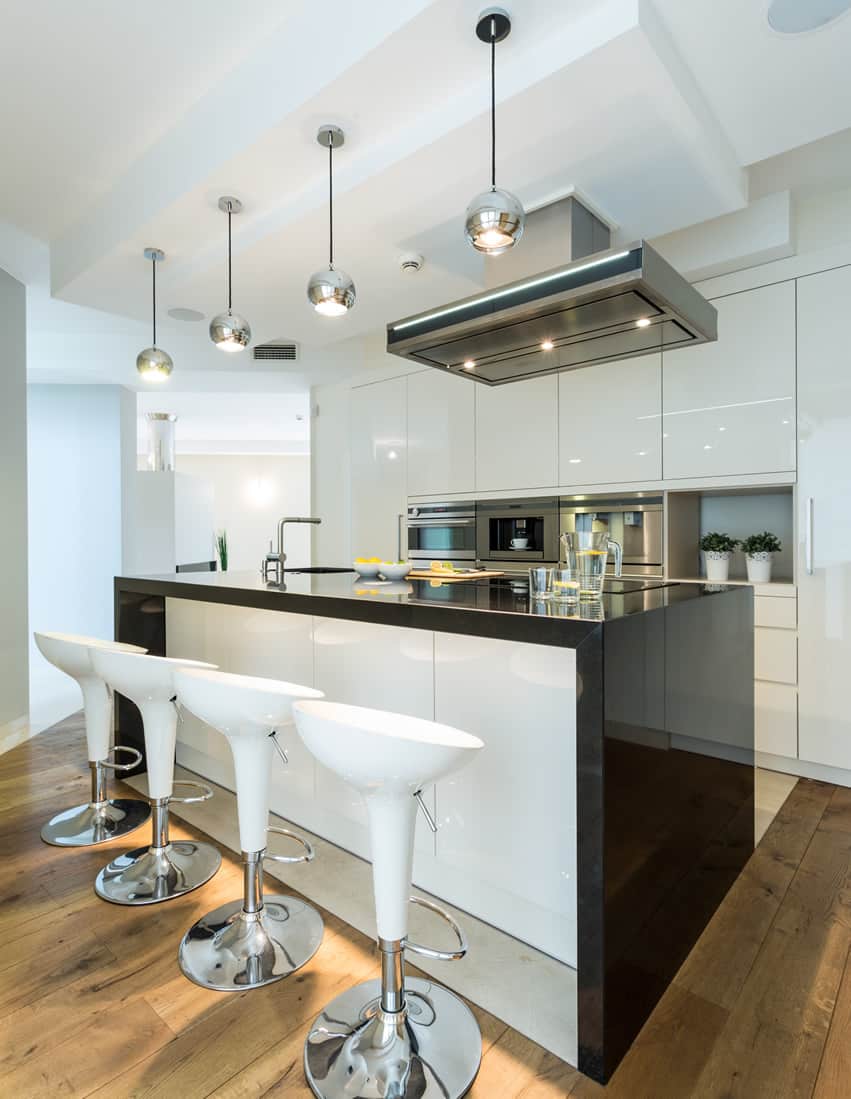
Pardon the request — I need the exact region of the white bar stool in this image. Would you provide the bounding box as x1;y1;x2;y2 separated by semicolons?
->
33;632;152;846
89;649;223;905
293;699;484;1099
174;668;326;991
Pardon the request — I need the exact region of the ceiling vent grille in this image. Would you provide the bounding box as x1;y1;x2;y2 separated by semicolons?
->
253;342;298;362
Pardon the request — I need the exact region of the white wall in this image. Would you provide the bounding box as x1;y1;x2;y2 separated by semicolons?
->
27;384;134;732
0;268;29;752
177;454;312;571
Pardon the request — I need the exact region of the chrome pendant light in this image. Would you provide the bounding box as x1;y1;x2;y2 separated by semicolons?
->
136;248;173;383
210;196;251;352
465;8;525;255
307;125;356;316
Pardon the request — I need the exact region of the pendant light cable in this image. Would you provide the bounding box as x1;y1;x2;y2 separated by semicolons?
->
328;140;334;269
152;254;157;346
491;17;496;190
227;204;233;313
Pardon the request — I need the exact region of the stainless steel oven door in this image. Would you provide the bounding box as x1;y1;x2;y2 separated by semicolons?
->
407;504;477;562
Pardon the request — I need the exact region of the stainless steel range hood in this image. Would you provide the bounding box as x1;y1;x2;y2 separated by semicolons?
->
386;201;717;386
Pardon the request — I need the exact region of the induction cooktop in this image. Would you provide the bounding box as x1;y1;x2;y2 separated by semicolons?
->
602;579;673;593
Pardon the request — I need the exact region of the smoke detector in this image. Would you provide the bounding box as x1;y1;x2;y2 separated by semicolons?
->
399;252;424;274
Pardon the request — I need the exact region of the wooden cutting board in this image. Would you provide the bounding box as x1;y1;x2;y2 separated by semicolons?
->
407;568;505;583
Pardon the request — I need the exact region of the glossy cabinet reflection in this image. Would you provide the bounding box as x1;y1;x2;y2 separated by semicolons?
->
797;266;851;770
407;370;475;496
475;375;559;491
350;377;407;561
662;281;796;479
558;354;662;486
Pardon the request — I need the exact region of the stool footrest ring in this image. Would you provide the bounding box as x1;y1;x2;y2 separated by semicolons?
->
405;895;467;961
100;745;143;772
170;780;214;805
263;826;314;865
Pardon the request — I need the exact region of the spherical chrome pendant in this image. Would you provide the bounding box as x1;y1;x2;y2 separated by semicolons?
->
307;267;356;317
465;187;525;255
136;346;173;383
209;310;251;352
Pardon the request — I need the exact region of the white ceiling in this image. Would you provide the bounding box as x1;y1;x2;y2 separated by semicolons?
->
7;0;851;391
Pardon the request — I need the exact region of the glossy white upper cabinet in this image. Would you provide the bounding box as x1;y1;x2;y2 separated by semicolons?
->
662;281;796;479
350;377;407;561
559;355;662;486
407;370;475;497
475;375;558;492
796;266;851;771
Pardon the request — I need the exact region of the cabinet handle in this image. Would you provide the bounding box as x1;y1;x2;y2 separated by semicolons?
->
397;513;405;561
806;497;814;575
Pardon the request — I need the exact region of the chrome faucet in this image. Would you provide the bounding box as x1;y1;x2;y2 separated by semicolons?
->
261;517;321;583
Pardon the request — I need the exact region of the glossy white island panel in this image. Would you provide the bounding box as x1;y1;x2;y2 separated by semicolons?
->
164;598;578;964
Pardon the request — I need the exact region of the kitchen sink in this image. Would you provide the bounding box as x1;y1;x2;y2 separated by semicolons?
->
282;567;356;574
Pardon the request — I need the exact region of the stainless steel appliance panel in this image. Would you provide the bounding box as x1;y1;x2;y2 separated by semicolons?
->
477;497;559;569
407;502;477;563
559;498;663;576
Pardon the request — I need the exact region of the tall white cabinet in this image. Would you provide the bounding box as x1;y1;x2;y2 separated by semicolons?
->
475;375;559;491
796;265;851;771
350;377;407;561
407;370;475;496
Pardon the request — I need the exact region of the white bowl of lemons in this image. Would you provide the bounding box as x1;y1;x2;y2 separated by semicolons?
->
353;557;383;578
380;561;412;581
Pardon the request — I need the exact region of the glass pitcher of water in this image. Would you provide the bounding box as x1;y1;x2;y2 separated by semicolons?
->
560;531;623;598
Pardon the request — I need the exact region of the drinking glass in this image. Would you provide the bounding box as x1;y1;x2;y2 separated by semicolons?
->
528;567;553;600
551;568;580;604
560;531;623;598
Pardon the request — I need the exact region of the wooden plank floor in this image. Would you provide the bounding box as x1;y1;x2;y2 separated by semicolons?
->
2;715;851;1098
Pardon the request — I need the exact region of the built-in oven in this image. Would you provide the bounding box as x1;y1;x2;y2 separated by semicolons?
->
407;502;477;566
559;496;664;576
476;497;559;570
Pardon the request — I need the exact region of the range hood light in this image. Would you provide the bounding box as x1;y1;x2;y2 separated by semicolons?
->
463;359;476;371
541;339;554;351
465;9;524;255
636;317;651;328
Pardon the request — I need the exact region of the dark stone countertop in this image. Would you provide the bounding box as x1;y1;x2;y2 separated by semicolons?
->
115;569;747;650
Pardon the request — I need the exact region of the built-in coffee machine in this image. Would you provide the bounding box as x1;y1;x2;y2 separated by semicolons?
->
476;497;559;570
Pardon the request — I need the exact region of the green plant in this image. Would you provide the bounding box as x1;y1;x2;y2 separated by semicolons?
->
699;532;739;554
216;530;228;572
740;531;782;555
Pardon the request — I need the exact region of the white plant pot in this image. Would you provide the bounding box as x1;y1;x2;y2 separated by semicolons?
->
704;550;732;582
746;552;773;584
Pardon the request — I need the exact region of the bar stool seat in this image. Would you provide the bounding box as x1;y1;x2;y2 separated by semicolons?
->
33;632;152;846
174;668;326;992
90;649;223;905
293;699;484;1099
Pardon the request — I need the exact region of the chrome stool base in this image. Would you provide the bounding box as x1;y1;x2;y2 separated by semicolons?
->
178;894;324;991
95;840;221;905
304;977;482;1099
41;798;150;847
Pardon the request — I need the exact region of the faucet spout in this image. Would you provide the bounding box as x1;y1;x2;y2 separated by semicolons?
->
276;517;322;564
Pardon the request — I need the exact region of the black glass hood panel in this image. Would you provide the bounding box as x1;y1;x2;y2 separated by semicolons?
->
386;241;717;386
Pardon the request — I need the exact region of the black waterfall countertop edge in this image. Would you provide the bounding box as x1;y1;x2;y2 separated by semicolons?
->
114;570;746;648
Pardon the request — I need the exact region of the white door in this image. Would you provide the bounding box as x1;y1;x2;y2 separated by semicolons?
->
662;281;796;479
796;266;851;770
350;377;407;562
407;370;475;497
559;355;662;485
475;375;558;492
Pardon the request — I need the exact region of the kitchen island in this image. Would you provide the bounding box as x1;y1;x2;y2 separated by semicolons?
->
114;570;754;1084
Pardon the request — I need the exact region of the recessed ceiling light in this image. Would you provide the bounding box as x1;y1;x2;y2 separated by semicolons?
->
541;339;554;352
462;359;476;371
767;0;851;34
636;317;651;328
167;307;205;323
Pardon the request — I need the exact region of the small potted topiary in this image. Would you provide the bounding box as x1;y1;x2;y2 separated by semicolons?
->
740;531;782;583
699;532;739;582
